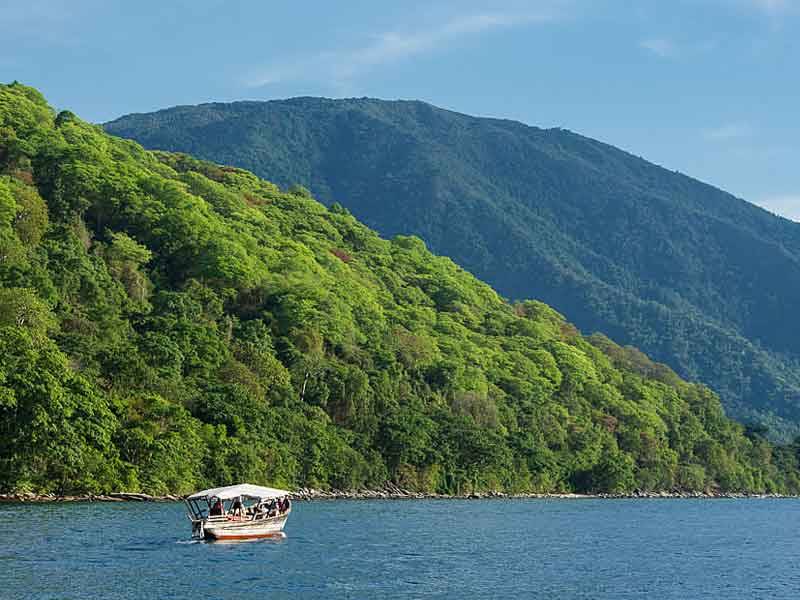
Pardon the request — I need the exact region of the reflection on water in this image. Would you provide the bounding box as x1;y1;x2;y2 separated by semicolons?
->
2;499;800;599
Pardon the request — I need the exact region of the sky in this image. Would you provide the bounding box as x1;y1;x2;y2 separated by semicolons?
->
1;0;798;220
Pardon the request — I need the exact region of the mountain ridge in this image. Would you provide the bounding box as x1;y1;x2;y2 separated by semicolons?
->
105;96;800;437
108;94;787;221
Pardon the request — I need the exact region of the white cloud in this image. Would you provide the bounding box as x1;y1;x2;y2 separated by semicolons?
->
703;122;754;141
639;36;721;59
744;0;798;22
244;12;554;89
640;38;676;58
0;0;96;43
756;194;800;221
750;0;793;14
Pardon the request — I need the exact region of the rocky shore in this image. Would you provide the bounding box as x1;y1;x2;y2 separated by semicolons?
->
0;492;182;503
1;484;796;503
291;484;795;501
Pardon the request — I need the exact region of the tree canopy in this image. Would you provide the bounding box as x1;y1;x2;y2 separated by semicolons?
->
106;96;800;439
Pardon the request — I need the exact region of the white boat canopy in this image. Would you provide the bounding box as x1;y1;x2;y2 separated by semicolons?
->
188;483;290;501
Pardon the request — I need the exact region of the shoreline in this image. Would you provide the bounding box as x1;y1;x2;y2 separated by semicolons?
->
1;487;798;503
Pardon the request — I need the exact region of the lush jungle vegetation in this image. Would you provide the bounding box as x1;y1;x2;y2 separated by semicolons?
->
107;97;800;439
2;82;800;496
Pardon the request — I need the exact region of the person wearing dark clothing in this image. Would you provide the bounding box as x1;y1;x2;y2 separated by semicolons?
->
231;497;244;518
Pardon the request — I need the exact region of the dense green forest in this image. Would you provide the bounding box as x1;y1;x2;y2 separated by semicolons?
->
106;97;800;439
2;82;800;497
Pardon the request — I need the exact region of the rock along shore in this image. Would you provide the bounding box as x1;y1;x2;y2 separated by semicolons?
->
1;484;796;503
0;492;184;503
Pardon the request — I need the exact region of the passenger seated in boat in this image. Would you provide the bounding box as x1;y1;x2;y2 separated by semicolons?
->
209;499;223;516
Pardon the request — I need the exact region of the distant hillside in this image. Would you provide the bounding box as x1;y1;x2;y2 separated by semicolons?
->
3;82;799;496
106;97;800;437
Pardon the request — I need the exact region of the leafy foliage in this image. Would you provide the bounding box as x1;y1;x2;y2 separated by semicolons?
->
1;82;799;495
106;97;800;438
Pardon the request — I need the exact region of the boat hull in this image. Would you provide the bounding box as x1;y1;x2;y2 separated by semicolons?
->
202;513;289;541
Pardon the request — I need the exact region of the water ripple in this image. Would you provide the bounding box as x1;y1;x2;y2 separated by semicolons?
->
1;499;800;599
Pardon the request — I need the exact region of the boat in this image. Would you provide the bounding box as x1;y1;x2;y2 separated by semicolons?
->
185;483;292;541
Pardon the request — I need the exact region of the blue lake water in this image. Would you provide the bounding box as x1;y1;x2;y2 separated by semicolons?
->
2;498;799;599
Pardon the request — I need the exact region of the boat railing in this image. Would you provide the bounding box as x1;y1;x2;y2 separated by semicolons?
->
199;508;290;523
185;494;292;527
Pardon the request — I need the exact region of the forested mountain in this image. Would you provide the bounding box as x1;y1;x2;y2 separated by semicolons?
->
2;82;799;497
106;97;800;438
